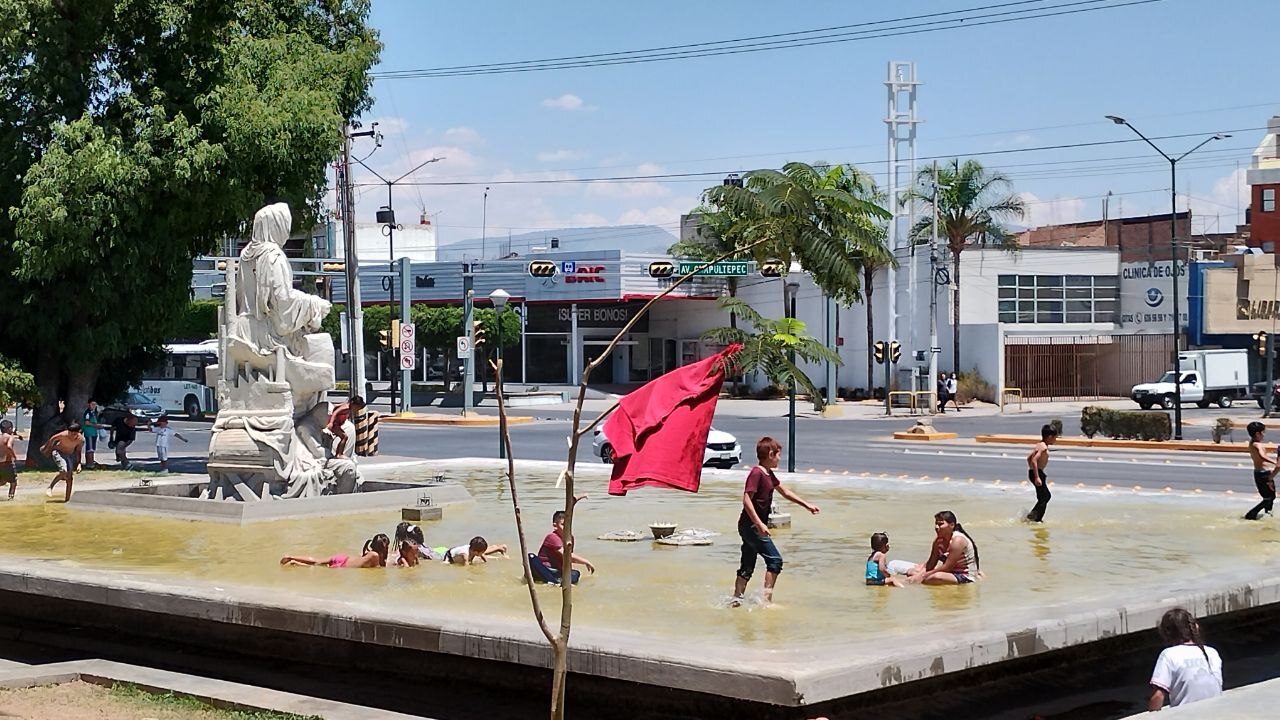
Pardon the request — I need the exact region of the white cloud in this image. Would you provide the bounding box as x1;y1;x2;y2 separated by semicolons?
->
616;197;700;228
995;132;1036;148
535;149;586;163
1185;167;1248;232
443;126;483;145
586;163;671;199
368;116;409;135
1018;191;1089;228
542;93;595;111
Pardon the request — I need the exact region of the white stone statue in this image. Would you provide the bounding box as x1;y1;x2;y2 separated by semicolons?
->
206;203;360;500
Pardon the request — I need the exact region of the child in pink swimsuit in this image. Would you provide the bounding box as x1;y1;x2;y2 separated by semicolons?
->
280;534;389;568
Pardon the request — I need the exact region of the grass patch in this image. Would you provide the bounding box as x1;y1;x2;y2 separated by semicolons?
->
109;683;323;720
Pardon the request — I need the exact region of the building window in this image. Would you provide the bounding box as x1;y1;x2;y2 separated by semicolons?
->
1264;188;1276;212
997;275;1117;324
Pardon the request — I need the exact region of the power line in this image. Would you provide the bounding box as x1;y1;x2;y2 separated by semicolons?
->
374;0;1162;79
352;125;1263;188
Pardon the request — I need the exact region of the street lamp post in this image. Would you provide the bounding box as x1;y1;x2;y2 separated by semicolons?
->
784;279;800;473
1106;116;1229;440
490;288;510;459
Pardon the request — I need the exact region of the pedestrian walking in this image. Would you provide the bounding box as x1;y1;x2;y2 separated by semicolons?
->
936;373;949;413
81;400;108;468
110;414;139;469
1026;424;1057;522
148;416;188;471
1244;421;1275;520
731;437;819;606
946;373;961;411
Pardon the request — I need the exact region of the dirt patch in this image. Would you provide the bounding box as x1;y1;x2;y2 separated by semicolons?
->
0;681;316;720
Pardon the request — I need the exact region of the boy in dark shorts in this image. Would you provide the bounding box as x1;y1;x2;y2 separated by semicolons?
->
1245;421;1275;520
731;436;820;606
0;419;20;500
41;423;84;502
1026;424;1057;522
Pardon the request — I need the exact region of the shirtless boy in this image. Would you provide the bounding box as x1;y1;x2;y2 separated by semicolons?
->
326;396;365;458
41;423;84;502
1244;421;1275;520
1026;424;1057;522
0;419;20;500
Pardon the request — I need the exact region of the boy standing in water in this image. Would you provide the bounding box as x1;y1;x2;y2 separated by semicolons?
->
1244;421;1275;520
731;437;820;606
41;423;84;502
0;420;20;500
1026;424;1057;522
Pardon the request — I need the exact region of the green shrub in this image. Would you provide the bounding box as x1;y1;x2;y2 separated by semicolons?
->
1212;417;1234;444
1048;418;1064;437
956;370;995;404
1079;406;1172;441
170;299;222;340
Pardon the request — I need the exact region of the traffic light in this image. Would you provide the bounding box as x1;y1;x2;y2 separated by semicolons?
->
1255;331;1270;358
378;329;390;349
873;341;886;365
759;260;784;277
889;341;902;364
390;319;400;342
528;260;557;278
472;320;486;348
648;261;675;278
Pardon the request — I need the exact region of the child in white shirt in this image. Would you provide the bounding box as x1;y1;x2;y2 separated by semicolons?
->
1148;607;1222;711
149;417;189;471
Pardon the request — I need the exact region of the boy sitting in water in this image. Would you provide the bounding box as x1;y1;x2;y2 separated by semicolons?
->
440;536;508;565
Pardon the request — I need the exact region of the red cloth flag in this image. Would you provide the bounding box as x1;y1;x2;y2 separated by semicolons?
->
604;344;741;496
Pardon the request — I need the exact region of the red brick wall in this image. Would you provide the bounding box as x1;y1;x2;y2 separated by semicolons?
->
1251;182;1280;251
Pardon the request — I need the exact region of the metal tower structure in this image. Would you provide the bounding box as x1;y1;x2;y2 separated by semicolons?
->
884;61;921;396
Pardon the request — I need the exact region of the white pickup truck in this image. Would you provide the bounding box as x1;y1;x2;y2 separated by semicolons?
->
1130;349;1251;410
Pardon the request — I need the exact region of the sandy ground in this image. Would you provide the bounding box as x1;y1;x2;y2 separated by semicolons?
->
0;681;298;719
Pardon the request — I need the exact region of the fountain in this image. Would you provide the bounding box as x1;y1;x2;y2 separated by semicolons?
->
3;459;1279;717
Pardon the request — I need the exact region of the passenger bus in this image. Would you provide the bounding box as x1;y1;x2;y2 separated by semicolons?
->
135;341;219;418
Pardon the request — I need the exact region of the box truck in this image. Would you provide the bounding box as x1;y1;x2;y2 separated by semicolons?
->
1130;349;1251;410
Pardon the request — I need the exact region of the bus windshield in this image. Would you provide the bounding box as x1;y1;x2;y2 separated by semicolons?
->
144;342;218;384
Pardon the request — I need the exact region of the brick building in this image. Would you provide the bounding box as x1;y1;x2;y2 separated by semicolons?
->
1016;211;1191;262
1246;115;1280;255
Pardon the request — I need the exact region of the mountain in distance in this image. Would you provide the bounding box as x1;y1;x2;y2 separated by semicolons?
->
436;224;678;261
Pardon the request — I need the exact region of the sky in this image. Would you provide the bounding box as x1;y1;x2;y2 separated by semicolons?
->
348;0;1275;254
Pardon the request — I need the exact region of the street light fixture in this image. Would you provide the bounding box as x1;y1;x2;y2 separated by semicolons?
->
1105;116;1230;440
490;288;511;459
784;279;801;473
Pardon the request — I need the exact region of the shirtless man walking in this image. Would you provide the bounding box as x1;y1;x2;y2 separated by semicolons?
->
1244;421;1275;520
0;419;21;500
41;423;84;502
1026;424;1057;522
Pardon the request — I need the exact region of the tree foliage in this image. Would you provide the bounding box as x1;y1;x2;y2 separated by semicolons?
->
903;159;1025;376
0;355;39;410
701;162;890;305
0;0;380;450
702;297;841;407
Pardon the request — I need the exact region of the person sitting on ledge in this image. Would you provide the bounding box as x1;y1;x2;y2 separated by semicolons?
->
281;533;389;568
529;510;594;585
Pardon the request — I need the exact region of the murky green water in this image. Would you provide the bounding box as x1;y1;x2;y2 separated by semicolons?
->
1;467;1277;649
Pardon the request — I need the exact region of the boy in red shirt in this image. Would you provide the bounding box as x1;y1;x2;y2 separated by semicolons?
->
731;437;819;606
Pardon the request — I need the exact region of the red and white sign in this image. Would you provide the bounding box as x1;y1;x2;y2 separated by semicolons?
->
564;264;606;284
400;352;415;370
399;322;416;370
400;322;416;342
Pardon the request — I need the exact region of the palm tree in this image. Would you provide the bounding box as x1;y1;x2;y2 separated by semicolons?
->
703;162;888;307
905;159;1025;379
702;297;840;404
668;205;747;328
821;167;894;392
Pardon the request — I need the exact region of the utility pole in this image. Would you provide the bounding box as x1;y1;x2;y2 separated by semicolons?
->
398;257;411;414
928;161;941;414
462;264;475;417
340;124;368;401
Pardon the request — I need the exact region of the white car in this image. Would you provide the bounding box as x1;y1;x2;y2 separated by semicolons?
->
592;426;741;469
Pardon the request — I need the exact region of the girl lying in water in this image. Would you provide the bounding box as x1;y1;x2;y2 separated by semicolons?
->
280;534;390;568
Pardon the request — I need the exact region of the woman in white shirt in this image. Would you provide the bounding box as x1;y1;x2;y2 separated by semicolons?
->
1148;607;1222;711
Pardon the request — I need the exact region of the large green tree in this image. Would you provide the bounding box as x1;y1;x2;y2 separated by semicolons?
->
702;298;840;407
0;0;380;456
905;159;1025;379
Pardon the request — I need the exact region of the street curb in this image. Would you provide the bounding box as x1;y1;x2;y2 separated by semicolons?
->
378;415;533;427
1183;418;1280;430
974;434;1276;453
892;432;959;441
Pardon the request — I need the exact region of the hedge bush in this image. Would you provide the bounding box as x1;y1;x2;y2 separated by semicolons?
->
1079;406;1172;441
